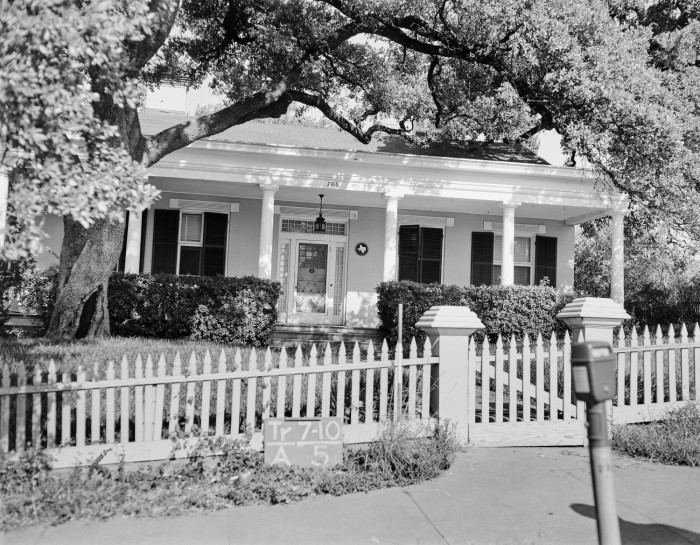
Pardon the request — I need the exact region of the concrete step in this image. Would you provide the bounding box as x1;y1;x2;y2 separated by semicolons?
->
271;324;384;349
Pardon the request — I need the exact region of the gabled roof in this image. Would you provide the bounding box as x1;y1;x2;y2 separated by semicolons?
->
139;109;549;165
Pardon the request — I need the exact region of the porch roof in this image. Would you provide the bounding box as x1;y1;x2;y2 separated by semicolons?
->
141;109;627;223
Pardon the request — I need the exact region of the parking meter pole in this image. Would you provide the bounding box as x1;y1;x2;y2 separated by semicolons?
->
586;402;621;545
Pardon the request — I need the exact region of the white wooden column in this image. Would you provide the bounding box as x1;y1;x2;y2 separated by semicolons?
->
258;184;278;279
124;210;144;273
500;203;517;286
383;191;402;282
0;166;8;252
610;210;625;304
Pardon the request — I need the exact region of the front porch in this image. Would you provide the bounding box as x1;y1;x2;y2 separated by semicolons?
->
112;113;628;329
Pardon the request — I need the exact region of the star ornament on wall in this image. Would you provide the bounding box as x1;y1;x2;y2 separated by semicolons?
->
355;243;369;256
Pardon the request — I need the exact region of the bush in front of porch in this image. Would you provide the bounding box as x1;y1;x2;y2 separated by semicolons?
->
377;280;574;346
109;274;281;346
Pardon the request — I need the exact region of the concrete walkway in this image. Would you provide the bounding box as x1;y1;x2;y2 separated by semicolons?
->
5;447;700;545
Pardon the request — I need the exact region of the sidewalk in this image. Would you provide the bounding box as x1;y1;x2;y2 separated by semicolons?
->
5;447;700;545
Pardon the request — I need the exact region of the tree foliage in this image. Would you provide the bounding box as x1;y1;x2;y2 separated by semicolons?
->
0;0;158;260
575;216;700;324
2;0;700;339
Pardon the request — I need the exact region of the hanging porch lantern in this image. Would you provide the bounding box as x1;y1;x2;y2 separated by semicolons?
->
314;193;326;233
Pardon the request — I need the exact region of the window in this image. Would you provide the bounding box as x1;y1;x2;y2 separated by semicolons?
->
493;236;532;286
151;209;228;276
470;232;556;287
398;225;443;283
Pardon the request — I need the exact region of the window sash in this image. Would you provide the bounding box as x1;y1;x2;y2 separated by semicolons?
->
493;236;533;286
180;213;203;245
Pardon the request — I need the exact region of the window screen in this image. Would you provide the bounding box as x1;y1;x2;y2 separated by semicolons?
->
180;213;203;243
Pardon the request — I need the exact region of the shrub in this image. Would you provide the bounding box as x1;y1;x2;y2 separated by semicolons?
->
109;274;281;346
377;280;572;346
1;263;57;336
612;402;700;466
346;421;457;484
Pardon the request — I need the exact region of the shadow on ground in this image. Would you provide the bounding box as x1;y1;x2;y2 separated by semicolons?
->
571;503;700;545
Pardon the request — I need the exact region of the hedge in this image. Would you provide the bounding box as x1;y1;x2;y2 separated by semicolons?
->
376;281;574;346
109;274;281;346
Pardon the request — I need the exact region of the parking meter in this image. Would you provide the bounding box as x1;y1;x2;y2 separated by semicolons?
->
571;342;621;545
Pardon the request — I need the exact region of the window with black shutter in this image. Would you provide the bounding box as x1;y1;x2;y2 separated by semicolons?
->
398;225;419;282
398;225;443;283
151;209;228;276
471;232;494;285
535;235;557;286
202;212;227;276
151;209;179;274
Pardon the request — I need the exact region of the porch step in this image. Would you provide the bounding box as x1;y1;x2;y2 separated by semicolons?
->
271;324;384;349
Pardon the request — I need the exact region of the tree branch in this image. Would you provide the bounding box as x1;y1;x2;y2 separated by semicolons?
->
143;83;294;166
427;57;445;127
129;0;182;73
286;90;410;144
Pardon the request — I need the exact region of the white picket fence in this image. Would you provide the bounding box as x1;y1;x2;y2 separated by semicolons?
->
469;324;700;446
3;323;700;466
0;339;437;467
468;331;585;446
613;323;700;424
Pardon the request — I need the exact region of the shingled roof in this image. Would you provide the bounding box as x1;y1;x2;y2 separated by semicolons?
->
140;109;549;165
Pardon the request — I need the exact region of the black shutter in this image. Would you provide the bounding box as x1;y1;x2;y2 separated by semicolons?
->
419;227;443;283
116;211;129;272
471;232;494;286
202;212;227;276
152;209;179;274
535;235;557;286
398;225;420;282
139;209;148;273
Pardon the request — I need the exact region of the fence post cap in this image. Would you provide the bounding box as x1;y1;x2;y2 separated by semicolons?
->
416;305;484;335
556;297;630;325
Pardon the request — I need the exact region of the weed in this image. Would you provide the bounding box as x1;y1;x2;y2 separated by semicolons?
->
612;402;700;466
0;422;458;531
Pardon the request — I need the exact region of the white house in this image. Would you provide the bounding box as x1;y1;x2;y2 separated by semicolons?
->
2;102;628;330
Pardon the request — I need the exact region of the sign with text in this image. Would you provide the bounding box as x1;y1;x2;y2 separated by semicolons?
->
263;417;343;468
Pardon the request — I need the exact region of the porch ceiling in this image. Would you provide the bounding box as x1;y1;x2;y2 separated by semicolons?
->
151;176;608;223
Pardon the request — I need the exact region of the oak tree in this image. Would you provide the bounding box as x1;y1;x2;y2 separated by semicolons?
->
1;0;698;339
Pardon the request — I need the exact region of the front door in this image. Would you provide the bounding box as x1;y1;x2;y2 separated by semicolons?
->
294;241;329;321
278;235;346;324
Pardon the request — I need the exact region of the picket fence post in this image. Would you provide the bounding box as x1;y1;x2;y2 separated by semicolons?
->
556;297;629;346
557;297;630;429
416;305;484;442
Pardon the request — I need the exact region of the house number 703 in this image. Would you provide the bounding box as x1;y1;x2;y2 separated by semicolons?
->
326;181;340;188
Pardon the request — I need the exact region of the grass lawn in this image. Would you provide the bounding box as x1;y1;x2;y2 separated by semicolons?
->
0;336;244;374
612;402;700;466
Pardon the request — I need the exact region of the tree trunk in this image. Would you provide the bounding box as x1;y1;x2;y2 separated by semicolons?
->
45;217;125;340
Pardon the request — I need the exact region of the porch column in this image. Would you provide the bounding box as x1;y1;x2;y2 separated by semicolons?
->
500;203;517;286
258;183;278;279
383;191;402;281
610;210;625;304
0;166;8;251
124;209;144;273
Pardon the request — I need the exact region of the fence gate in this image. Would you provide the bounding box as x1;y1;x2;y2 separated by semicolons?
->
466;332;586;447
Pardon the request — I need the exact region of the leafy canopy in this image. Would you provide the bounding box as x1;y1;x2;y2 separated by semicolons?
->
0;0;158;260
146;0;700;234
3;0;700;261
